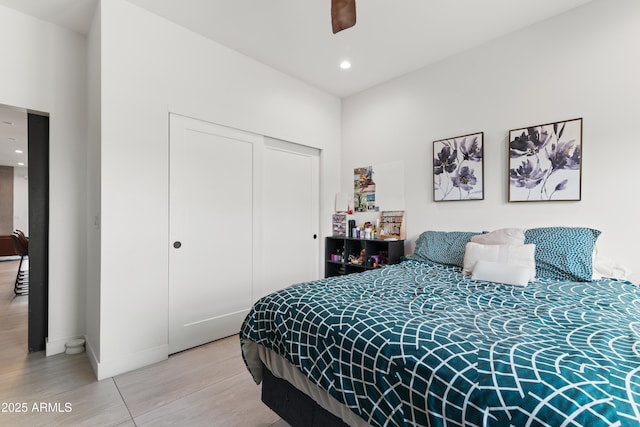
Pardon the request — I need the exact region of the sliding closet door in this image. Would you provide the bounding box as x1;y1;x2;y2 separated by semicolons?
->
169;114;259;354
260;138;320;298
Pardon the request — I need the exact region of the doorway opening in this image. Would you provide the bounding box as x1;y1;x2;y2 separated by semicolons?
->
0;103;49;353
27;112;49;352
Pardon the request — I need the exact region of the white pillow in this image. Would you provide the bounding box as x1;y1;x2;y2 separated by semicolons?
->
592;253;632;280
471;260;531;286
470;228;525;245
463;242;536;281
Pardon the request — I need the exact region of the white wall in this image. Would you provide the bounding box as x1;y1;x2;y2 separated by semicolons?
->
85;1;102;370
94;0;341;379
342;0;640;283
0;6;88;353
13;166;28;234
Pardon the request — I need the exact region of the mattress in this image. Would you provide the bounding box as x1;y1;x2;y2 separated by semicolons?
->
241;259;640;426
253;342;369;427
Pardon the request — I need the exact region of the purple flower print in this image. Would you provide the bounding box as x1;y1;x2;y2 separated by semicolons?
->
510;127;551;158
434;133;484;201
547;140;581;172
451;166;477;192
460;137;482;162
509;119;582;201
510;159;547;190
434;145;457;175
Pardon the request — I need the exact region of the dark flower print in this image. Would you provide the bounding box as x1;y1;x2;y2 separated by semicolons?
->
434;133;484;201
434;145;457;175
509;119;582;201
460;137;482;162
555;179;568;191
547;140;581;171
451;166;477;192
510;159;547;189
509;127;551;158
548;179;569;199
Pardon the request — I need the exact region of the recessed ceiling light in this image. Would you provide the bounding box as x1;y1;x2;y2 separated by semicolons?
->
340;60;352;70
15;150;23;154
17;162;24;166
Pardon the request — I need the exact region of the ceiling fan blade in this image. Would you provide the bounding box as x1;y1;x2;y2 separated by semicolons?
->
332;0;356;34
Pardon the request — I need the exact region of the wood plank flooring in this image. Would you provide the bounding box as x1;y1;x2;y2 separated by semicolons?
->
0;259;289;426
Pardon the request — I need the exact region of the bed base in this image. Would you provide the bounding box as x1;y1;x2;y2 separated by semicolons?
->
261;366;349;427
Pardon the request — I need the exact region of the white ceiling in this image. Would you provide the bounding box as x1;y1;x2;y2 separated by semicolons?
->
0;0;97;34
0;0;596;166
0;0;595;166
0;0;594;98
129;0;597;97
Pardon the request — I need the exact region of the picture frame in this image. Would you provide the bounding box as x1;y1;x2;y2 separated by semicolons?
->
378;211;406;240
332;213;347;236
354;166;376;212
433;132;484;201
508;118;582;202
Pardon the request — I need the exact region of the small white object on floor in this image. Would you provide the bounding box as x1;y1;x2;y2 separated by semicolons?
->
65;338;85;354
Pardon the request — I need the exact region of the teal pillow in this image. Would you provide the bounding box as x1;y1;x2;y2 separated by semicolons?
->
414;230;482;268
524;227;601;281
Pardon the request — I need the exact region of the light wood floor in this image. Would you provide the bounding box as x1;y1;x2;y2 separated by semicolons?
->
0;259;289;427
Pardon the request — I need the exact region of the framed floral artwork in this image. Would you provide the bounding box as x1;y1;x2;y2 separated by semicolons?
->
508;118;582;202
433;132;484;201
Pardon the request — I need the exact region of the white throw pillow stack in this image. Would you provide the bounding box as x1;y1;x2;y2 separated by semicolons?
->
462;228;535;286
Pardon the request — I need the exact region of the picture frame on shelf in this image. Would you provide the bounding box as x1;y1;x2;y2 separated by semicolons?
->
332;213;347;236
378;211;406;240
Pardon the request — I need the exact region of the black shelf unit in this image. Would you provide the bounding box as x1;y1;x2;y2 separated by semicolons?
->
325;236;405;278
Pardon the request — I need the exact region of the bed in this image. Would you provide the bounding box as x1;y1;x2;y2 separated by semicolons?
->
240;227;640;426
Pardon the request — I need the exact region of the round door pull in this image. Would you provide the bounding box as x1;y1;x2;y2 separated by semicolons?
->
173;241;182;249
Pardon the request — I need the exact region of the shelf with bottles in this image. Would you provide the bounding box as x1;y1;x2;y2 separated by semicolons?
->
325;236;404;278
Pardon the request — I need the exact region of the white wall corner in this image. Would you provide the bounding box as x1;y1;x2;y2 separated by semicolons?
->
85;335;99;379
94;344;169;380
45;335;84;356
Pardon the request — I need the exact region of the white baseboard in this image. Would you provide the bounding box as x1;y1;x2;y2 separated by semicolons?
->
47;336;168;380
94;344;169;380
85;336;99;378
45;336;81;356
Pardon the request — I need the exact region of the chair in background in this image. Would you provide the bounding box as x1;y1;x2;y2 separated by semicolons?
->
10;230;29;296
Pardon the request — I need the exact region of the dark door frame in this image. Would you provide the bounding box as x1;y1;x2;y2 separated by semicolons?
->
27;112;49;352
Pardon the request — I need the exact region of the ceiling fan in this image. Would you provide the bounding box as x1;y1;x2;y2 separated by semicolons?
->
331;0;356;34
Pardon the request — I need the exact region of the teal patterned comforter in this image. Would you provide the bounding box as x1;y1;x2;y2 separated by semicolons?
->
240;260;640;426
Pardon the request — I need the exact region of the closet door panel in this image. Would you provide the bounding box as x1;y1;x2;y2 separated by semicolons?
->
169;114;257;354
260;139;319;298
